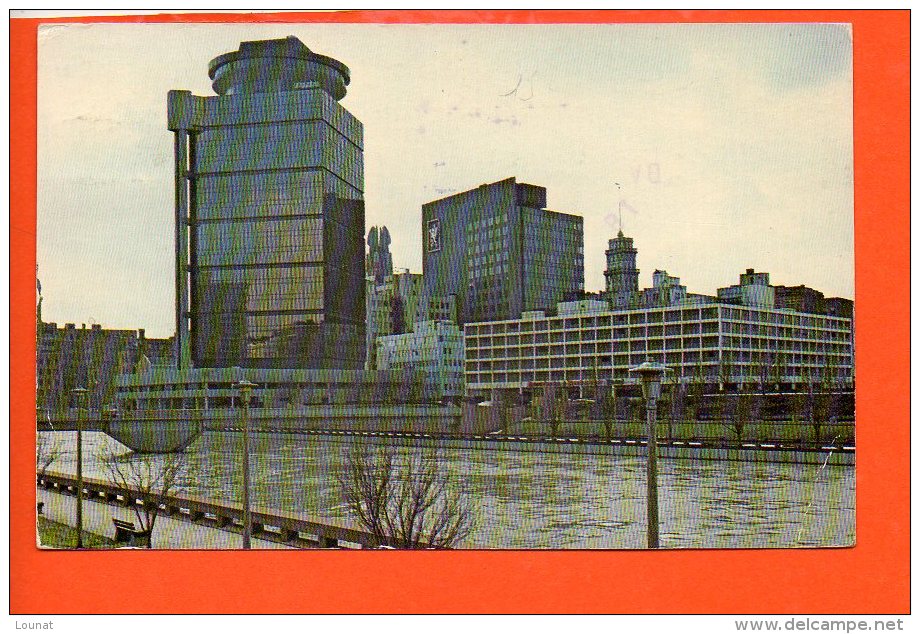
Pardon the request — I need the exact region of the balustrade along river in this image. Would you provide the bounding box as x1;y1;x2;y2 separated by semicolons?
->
39;431;854;549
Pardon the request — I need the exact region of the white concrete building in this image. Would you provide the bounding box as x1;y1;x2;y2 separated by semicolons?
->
464;301;853;398
376;320;465;400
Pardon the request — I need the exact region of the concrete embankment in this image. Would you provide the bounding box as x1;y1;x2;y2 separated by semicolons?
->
243;428;854;466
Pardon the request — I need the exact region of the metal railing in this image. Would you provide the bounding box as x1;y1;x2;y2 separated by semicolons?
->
37;470;399;549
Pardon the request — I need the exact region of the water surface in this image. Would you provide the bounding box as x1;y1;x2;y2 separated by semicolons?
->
40;431;855;549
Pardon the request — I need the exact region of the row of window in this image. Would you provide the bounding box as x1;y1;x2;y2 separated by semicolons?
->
195;220;326;266
466;308;850;333
467;365;853;386
468;350;853;370
468;330;852;349
467;342;853;361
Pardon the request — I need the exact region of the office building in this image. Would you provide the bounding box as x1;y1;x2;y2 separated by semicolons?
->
365;268;423;369
774;286;855;321
717;269;776;308
824;297;854;320
638;270;687;308
421;177;584;324
464;300;854;400
774;284;825;314
168;36;365;370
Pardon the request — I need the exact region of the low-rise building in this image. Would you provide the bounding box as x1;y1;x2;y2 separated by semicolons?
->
375;320;465;401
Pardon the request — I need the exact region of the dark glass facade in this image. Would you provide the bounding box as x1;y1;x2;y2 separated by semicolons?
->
168;37;365;370
421;177;584;324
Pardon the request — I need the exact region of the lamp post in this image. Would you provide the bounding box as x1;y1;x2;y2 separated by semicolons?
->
234;378;256;549
629;362;668;549
70;386;88;549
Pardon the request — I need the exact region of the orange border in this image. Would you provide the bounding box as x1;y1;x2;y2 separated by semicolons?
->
11;10;909;614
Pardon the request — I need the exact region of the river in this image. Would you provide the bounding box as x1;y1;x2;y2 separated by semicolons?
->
38;431;855;549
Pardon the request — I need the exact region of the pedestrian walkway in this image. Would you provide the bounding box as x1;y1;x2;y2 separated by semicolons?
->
37;487;292;549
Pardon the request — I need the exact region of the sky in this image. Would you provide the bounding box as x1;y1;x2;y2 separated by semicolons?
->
37;22;854;337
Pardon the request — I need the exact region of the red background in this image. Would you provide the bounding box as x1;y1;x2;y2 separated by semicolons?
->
10;10;910;614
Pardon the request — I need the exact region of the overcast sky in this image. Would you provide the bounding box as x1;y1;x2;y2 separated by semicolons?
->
37;22;853;337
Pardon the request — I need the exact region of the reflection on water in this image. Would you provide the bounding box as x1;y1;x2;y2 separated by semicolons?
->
41;431;855;549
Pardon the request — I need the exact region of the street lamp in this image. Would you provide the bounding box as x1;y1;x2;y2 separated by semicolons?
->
70;386;88;549
233;377;257;549
629;362;669;549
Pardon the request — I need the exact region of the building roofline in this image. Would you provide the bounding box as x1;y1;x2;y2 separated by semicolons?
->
208;36;351;84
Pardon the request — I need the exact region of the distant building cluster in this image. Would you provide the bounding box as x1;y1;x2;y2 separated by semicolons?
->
38;36;855;418
36;317;172;417
603;229;852;318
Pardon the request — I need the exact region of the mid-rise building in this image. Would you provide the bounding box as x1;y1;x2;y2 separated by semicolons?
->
168;36;365;370
824;297;854;320
464;300;853;400
375;320;465;401
638;270;687;308
365;268;423;369
717;269;775;308
421;177;584;324
37;320;173;417
774;284;825;314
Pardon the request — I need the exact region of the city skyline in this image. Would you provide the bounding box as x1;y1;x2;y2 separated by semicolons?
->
38;22;854;337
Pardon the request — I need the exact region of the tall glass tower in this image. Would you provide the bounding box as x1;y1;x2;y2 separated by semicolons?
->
167;37;365;370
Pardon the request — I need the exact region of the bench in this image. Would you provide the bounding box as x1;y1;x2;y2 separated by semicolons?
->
112;518;151;547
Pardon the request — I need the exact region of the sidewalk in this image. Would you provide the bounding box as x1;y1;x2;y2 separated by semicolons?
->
37;487;292;549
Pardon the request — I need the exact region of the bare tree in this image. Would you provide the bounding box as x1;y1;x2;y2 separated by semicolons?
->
734;383;756;442
812;362;839;444
337;443;474;549
36;433;62;480
667;379;690;440
98;449;185;548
